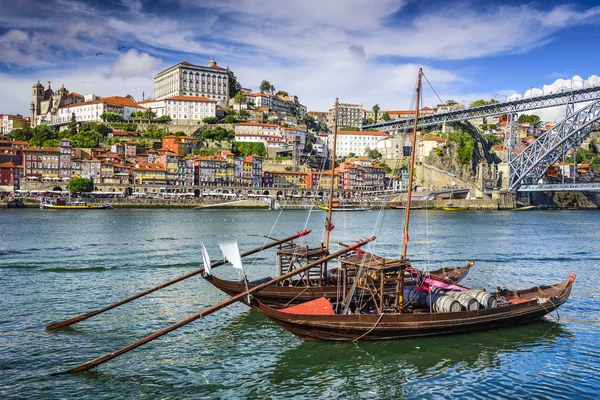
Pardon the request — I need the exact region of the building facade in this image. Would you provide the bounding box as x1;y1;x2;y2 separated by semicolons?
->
163;96;216;123
327;130;389;157
328;102;362;130
153;59;230;107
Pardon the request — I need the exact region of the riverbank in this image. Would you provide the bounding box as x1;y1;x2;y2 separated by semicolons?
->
3;196;598;210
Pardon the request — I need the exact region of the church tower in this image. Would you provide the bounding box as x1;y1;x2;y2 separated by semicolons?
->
30;81;44;127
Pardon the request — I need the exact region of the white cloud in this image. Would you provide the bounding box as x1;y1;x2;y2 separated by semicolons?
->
105;49;162;79
505;75;600;122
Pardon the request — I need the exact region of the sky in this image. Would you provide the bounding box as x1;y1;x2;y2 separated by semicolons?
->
2;0;600;122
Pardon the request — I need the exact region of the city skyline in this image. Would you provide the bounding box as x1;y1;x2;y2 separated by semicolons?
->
2;0;600;120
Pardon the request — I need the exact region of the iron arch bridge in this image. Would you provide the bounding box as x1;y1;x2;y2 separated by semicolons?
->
508;100;600;191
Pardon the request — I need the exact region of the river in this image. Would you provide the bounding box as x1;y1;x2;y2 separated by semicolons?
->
1;208;599;399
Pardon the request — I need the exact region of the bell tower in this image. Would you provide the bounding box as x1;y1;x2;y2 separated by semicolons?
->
31;81;44;127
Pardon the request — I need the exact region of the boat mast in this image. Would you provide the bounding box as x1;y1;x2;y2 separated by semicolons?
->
324;98;339;250
401;68;422;260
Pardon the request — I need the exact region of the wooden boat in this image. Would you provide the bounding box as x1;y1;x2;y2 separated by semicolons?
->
317;204;370;212
388;205;423;210
252;274;576;341
40;198;113;209
246;68;575;342
203;255;474;307
443;205;468;211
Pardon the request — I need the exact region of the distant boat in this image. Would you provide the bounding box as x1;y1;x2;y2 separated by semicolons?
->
317;204;370;212
40;198;113;210
389;205;423;210
443;204;469;211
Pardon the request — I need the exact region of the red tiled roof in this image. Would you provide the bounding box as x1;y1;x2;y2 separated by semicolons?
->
67;92;84;98
236;133;283;139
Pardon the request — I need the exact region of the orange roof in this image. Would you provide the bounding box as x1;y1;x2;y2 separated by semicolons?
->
422;137;446;142
61;96;144;109
67;92;84;97
0;161;18;168
166;95;216;103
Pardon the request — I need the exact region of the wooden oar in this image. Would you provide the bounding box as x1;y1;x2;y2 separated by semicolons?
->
53;236;375;374
46;230;312;330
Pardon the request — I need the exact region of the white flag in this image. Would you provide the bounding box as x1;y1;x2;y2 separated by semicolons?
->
218;240;244;272
201;242;212;275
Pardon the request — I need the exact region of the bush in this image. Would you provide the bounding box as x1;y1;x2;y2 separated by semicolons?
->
448;129;475;165
224;115;237;123
203;116;219;124
233;142;266;157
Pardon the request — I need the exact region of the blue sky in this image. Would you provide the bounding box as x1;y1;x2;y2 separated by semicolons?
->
2;0;600;121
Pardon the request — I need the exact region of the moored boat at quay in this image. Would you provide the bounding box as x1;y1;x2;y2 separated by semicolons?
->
40;198;113;209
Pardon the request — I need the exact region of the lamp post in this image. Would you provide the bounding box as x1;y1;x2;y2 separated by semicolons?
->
494;93;508;101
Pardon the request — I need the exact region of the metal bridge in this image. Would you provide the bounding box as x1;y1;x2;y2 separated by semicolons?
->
518;183;600;192
364;84;600;132
364;85;600;192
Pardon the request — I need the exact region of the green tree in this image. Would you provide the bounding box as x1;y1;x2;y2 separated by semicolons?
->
29;125;59;147
448;128;475;165
364;117;375;125
260;80;272;94
142;125;169;139
233;142;266;157
239;109;250;117
227;70;242;99
174;131;187;136
125;94;134;99
224;115;237;123
381;112;391;121
276;90;289;97
446;100;458;105
203;116;219;124
470;99;500;108
518;114;541;127
340;126;360;131
157;115;171;124
347;152;356;158
142;108;156;122
100;112;124;122
234;91;247;106
67;178;94;195
270;84;275;94
372;104;380;122
365;147;382;159
483;134;503;146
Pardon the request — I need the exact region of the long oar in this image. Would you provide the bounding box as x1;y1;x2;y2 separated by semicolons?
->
53;236;375;374
46;230;312;330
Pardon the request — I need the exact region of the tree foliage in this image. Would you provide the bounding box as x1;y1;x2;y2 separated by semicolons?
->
203;116;219;124
276;90;289;97
364;147;383;159
470;99;499;108
233;142;266;157
260;80;272;94
372;104;380;121
224;115;237;123
518;114;541;127
142;125;169;139
339;126;360;131
483;134;503;146
234;91;246;104
381;112;391;121
157;115;172;124
448;128;475;165
228;70;242;99
67;178;94;194
200;126;235;141
100;112;124;122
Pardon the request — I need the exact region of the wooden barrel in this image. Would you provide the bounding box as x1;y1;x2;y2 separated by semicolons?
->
403;287;428;307
464;289;498;309
446;291;479;311
426;294;462;313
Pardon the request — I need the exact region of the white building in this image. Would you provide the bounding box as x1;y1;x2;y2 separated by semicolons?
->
57;96;145;124
234;122;281;137
244;92;272;109
328;130;389;157
153;59;229;107
164;96;216;123
136;99;168;117
281;127;306;150
418;137;447;162
376;134;408;160
1;114;29;133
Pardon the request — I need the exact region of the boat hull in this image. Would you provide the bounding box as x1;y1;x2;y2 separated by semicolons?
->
40;204;113;209
253;275;575;341
203;263;473;307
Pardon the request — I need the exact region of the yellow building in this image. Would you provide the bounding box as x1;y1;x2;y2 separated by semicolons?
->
133;163;166;185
